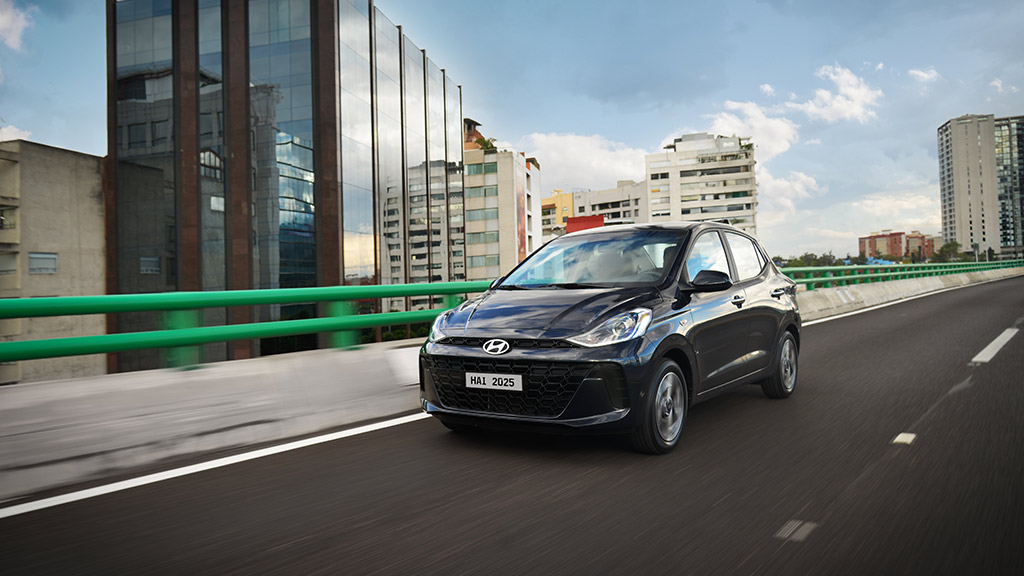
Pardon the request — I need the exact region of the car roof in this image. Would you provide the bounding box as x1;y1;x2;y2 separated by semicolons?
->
559;220;748;239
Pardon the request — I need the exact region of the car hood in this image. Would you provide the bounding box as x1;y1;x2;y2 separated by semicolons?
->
440;286;662;339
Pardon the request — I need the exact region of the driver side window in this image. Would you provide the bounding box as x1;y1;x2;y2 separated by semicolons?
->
685;232;730;283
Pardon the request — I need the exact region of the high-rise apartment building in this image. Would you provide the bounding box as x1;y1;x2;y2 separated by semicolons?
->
645;133;757;235
462;147;541;281
995;116;1024;257
938;115;1000;256
108;0;465;369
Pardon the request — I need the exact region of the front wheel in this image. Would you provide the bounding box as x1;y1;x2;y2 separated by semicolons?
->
761;332;798;399
631;359;687;454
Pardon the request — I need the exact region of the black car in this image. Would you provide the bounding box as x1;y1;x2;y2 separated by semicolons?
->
419;222;800;453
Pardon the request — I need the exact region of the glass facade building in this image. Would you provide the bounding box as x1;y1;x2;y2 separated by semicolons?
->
995;116;1024;256
107;0;465;370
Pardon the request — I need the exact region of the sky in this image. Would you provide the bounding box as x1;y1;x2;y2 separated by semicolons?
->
1;0;1022;257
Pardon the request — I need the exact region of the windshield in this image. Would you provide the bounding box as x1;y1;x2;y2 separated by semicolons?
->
500;229;687;289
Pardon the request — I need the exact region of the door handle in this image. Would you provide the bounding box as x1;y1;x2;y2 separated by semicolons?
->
770;288;786;299
731;294;746;307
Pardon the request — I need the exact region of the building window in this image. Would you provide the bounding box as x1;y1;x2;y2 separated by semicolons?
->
139;256;161;275
0;252;16;275
467;208;498;221
128;123;147;148
200;149;224;181
466;186;498;198
0;207;16;230
151;120;169;146
467;231;500;244
28;252;58;275
468;255;500;267
466;163;484;175
483;162;498;174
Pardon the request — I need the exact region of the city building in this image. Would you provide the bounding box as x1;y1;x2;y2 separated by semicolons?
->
108;0;466;370
462;145;542;281
995;116;1024;257
859;230;907;259
938;114;1001;256
574;180;648;226
0;140;106;383
645;133;757;235
540;188;576;241
857;229;936;261
905;231;937;261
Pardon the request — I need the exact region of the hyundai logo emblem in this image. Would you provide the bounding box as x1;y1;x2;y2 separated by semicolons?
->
483;339;511;355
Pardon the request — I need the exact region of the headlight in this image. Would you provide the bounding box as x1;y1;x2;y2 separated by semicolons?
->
428;312;449;342
566;308;653;348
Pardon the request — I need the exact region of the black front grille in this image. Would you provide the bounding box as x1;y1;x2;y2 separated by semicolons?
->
423;356;595;418
441;337;579;349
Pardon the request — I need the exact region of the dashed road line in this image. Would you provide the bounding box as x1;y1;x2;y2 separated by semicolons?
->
970;328;1018;364
892;433;917;445
774;520;818;542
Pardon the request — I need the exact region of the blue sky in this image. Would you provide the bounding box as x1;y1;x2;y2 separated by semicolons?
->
1;0;1022;256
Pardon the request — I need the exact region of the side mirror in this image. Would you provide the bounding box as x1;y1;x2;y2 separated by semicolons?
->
690;269;733;292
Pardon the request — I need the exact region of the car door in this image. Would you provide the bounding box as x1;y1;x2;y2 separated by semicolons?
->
683;230;750;395
722;231;785;376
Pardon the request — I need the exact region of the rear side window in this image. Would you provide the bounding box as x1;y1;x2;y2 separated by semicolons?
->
724;232;764;281
685;232;730;282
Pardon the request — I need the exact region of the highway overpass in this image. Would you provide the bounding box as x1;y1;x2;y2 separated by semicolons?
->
1;274;1023;574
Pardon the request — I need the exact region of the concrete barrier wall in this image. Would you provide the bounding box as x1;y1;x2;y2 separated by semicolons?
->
2;268;1022;503
795;267;1024;321
0;341;424;503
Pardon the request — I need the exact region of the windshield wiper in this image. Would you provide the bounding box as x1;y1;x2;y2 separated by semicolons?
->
533;282;604;289
495;284;531;290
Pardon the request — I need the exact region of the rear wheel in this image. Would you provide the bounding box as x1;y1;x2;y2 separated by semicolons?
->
761;332;798;399
631;359;687;454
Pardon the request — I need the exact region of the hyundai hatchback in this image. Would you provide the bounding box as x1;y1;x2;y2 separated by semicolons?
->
419;222;800;453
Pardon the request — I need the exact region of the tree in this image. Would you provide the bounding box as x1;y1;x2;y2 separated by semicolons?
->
475;137;497;152
931;242;961;263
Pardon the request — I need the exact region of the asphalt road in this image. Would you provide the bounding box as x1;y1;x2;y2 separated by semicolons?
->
3;277;1023;575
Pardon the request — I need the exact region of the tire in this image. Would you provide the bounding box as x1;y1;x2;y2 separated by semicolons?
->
631;359;687;454
761;332;798;399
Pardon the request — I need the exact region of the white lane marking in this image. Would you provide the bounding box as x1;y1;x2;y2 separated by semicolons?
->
892;433;917;445
790;522;818;542
802;277;1017;327
0;413;431;520
970;328;1018;364
774;520;802;540
774;520;818;542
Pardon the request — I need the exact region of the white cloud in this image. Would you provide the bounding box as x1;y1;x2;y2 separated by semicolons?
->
706;100;800;162
875;62;884;71
0;0;34;51
759;83;775;96
908;68;940;83
756;169;825;215
787;64;883;124
0;124;31;141
991;78;1019;94
518;132;646;193
804;138;821;145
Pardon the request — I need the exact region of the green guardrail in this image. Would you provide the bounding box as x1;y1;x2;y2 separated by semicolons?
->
1;260;1021;366
0;281;492;364
779;260;1024;291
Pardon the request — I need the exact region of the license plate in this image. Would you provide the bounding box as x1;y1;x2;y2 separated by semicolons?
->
466;372;523;392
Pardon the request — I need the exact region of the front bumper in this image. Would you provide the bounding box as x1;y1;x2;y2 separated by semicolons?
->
419;338;647;433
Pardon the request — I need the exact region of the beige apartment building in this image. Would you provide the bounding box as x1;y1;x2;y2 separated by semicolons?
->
645;133;757;235
0;140;106;383
938;114;1001;256
462;148;542;281
573;180;649;227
